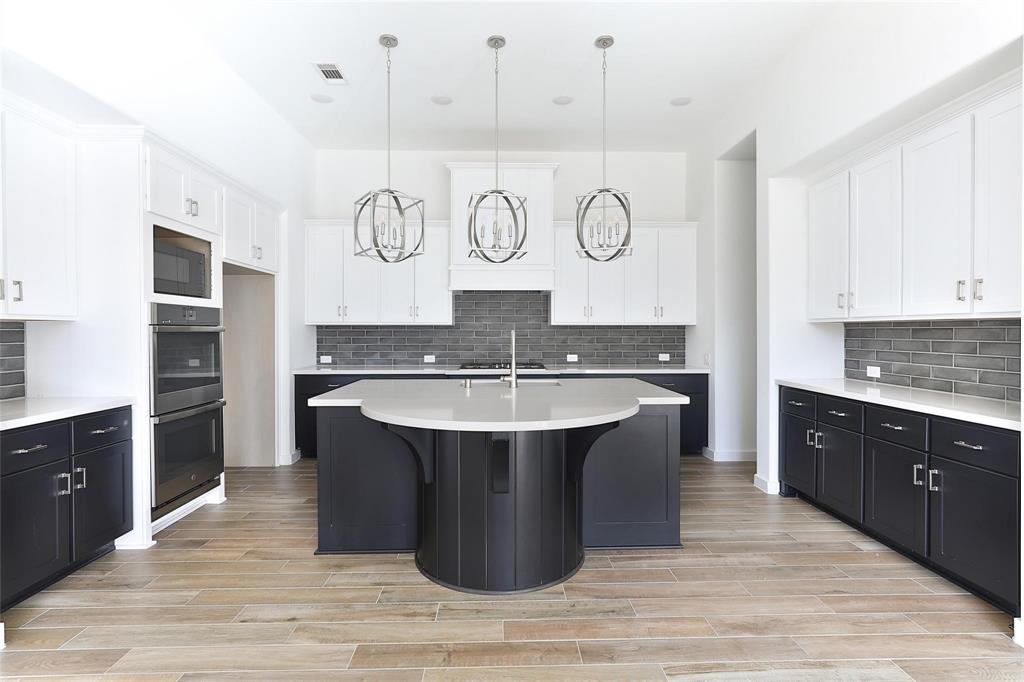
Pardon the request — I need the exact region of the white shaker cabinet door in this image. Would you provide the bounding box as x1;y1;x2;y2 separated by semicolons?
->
342;226;380;323
657;225;697;325
587;257;626;325
414;225;452;324
849;147;902;318
305;223;343;324
551;228;590;324
223;187;254;263
807;171;850;320
188;165;223;235
253;203;279;271
973;87;1022;315
901;114;972;316
624;228;659;325
146;144;190;223
379;257;416;324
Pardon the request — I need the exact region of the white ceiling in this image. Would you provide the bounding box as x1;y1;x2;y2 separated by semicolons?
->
195;1;834;151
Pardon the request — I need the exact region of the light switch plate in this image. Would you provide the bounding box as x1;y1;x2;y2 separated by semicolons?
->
566;354;579;363
319;355;332;364
866;365;881;378
423;355;436;364
658;353;671;362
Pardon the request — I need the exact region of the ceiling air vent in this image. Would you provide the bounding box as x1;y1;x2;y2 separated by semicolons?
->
313;62;347;84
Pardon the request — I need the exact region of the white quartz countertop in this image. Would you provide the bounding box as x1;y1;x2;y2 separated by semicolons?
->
294;364;709;376
0;397;134;431
777;378;1021;432
309;378;690;432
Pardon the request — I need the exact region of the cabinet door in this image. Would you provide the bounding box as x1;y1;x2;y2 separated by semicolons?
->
188;166;223;234
501;167;554;268
624;228;659;324
928;455;1019;609
449;166;497;267
1;460;71;606
414;224;452;324
379;257;416;323
657;225;697;325
147;144;190;222
551;228;590;324
341;226;380;323
864;438;926;556
71;441;132;560
781;412;816;497
807;171;850;320
2;109;77;318
253;203;279;271
902;114;972;316
849;148;902;318
223;187;254;263
588;258;625;324
816;424;863;522
305;223;343;324
973;88;1022;315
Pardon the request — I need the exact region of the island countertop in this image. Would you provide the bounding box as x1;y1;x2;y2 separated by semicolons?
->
308;377;689;431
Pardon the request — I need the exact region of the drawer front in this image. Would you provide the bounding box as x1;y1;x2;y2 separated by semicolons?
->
816;395;864;432
72;408;132;454
633;374;707;396
296;375;357;396
930;418;1019;478
865;406;928;451
2;422;70;476
780;387;816;419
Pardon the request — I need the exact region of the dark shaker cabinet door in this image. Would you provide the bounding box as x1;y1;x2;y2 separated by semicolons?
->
864;438;927;556
781;413;816;497
928;455;1020;610
72;441;133;561
1;460;71;606
816;424;864;523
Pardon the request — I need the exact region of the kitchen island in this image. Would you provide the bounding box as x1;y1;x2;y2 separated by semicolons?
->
310;378;689;594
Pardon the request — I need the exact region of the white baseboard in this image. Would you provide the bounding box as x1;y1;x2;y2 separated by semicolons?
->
114;538;156;550
754;473;780;495
280;449;301;466
1014;618;1024;648
702;447;756;462
150;483;226;535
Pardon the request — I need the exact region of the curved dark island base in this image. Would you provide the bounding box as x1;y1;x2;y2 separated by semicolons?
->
388;422;618;593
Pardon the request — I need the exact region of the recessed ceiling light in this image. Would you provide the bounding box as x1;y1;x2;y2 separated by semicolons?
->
310;93;334;104
430;95;453;105
552;95;574;106
669;97;692;107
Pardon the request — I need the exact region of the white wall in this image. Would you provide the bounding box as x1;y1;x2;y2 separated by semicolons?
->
312;150;687;222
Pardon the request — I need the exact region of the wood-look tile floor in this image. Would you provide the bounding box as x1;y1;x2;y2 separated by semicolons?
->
3;457;1022;680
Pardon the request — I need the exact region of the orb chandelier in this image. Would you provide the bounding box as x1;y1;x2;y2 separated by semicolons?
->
467;35;527;264
354;34;424;263
576;35;631;261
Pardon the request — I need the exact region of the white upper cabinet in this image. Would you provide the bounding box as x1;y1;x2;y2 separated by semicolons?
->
550;227;590;324
146;143;223;234
901;114;973;316
624;228;659;325
341;225;380;324
379;257;416;323
849;148;902;318
972;87;1022;315
658;225;697;325
253;203;279;271
224;187;254;263
0;105;77;319
807;171;850;320
588;258;626;324
305;222;343;324
187;165;223;234
413;224;452;324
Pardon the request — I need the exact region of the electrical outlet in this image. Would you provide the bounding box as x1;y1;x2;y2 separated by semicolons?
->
319;355;332;364
188;358;200;368
658;353;671;362
566;354;579;363
866;365;881;378
423;354;436;364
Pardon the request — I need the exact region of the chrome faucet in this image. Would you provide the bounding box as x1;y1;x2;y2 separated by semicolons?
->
500;329;518;389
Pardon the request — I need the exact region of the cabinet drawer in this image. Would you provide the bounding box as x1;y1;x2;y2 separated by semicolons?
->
634;374;707;395
781;388;816;419
817;395;864;432
865;406;928;451
296;375;363;397
2;422;70;476
72;408;132;454
930;418;1019;478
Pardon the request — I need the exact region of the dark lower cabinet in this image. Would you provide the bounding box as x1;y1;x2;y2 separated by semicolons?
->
72;441;133;561
928;455;1019;610
1;459;71;605
781;412;816;497
864;438;927;556
816;424;863;523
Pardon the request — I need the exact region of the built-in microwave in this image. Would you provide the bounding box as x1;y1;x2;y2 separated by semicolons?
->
153;226;211;299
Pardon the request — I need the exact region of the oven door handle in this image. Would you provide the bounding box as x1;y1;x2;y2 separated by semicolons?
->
152;326;226;333
152;400;226;424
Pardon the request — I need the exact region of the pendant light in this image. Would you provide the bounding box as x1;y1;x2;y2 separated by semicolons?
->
576;35;631;261
467;35;527;263
353;34;424;263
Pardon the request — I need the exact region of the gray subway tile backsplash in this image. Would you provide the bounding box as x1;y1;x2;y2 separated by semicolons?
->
316;291;686;367
0;321;26;400
845;319;1021;401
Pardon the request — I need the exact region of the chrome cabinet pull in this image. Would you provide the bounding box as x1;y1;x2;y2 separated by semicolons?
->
74;467;87;490
659;305;664;317
0;278;5;301
590;305;594;317
584;305;588;318
343;305;348;318
89;425;120;435
408;305;413;318
337;305;342;318
928;468;940;492
814;431;824;449
252;245;258;259
56;472;72;496
837;292;845;309
12;280;23;302
974;278;984;301
257;247;263;259
415;305;420;318
953;439;983;451
805;429;815;446
912;463;924;486
848;291;855;309
12;443;48;455
787;400;808;407
192;199;199;216
956;279;967;301
184;197;192;215
327;383;341;388
827;410;848;417
880;422;905;431
654;305;658;318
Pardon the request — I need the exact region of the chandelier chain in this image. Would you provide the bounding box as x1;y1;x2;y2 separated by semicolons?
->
386;46;392;189
602;47;607;189
494;46;499;190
